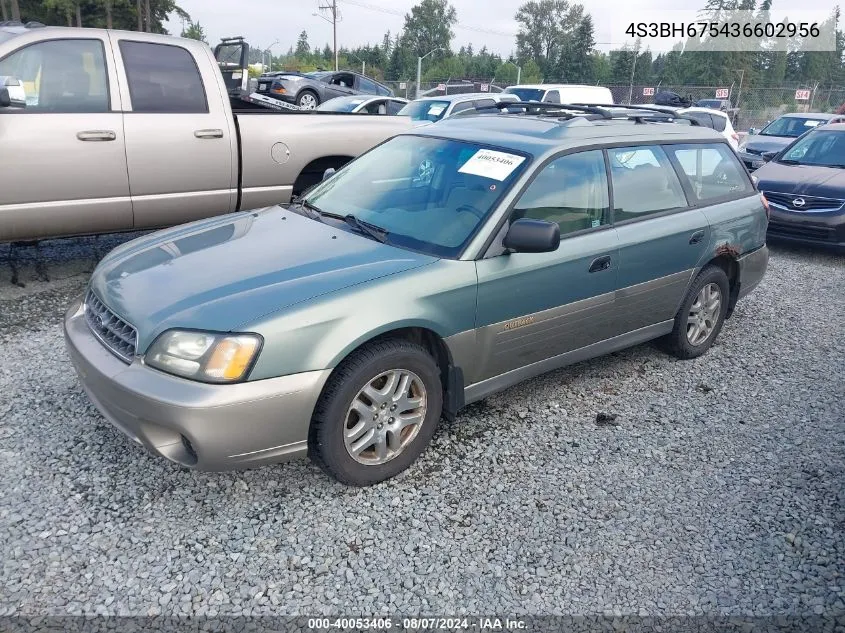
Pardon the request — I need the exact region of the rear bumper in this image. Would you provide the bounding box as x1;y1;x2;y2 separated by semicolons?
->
766;207;845;252
63;296;331;471
736;244;769;300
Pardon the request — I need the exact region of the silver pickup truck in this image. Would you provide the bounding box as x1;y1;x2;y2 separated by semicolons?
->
0;25;414;242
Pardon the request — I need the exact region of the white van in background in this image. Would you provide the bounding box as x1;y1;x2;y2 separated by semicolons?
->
503;84;614;105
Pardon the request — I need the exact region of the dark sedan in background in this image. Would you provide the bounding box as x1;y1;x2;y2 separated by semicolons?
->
754;123;845;251
255;69;393;109
739;112;845;171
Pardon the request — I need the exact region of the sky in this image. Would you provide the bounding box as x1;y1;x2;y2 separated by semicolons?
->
165;0;839;57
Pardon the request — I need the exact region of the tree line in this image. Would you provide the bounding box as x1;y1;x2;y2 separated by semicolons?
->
6;0;843;90
263;0;843;90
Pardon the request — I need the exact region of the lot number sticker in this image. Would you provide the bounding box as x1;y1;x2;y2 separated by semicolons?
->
458;149;526;181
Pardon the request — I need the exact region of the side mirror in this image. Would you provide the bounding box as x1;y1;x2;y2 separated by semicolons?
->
503;218;560;254
322;167;336;181
0;87;9;108
0;76;26;108
748;127;757;135
761;150;777;162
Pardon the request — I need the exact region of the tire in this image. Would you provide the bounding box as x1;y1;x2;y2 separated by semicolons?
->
660;265;730;360
296;90;319;109
308;339;443;486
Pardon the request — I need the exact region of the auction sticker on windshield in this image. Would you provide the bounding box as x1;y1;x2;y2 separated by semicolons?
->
458;149;526;181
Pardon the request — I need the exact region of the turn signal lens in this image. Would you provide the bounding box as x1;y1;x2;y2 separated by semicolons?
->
145;330;262;383
206;337;260;381
271;87;286;94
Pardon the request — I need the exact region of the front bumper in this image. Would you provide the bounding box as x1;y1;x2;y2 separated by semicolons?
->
63;297;331;471
254;88;296;104
766;207;845;252
738;151;766;171
736;244;769;301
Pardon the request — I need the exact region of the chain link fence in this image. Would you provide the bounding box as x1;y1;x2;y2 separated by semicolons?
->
379;78;845;132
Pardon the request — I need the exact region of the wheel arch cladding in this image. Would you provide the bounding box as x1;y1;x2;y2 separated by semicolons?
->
706;251;740;318
323;324;463;422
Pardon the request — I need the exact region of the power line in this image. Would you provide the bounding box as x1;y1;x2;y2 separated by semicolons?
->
337;0;519;38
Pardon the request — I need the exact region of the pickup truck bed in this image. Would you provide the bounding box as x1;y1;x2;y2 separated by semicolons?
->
0;26;414;242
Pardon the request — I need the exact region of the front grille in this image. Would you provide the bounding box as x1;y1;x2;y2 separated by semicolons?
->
763;191;845;212
84;290;137;363
768;222;836;242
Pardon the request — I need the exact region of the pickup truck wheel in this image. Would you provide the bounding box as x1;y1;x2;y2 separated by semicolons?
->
660;265;729;360
297;90;319;109
308;339;443;486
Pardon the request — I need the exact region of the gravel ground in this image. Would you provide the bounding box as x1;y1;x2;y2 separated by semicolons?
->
0;235;843;618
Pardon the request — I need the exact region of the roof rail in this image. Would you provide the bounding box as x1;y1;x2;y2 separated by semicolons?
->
570;103;702;125
462;100;701;125
0;20;46;28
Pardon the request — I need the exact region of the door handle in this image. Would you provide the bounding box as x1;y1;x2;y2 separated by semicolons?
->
588;255;612;273
194;129;224;139
77;130;116;142
689;230;705;245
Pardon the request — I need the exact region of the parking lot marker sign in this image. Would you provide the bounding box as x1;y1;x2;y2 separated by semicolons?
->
480;84;489;92
715;88;730;99
399;82;407;90
795;89;811;100
643;87;655;96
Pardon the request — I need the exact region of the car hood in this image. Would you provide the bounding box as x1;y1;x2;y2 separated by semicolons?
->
89;207;437;351
754;161;845;197
743;135;793;154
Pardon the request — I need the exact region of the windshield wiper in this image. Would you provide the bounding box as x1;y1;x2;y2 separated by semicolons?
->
342;214;389;243
289;197;324;221
776;159;801;165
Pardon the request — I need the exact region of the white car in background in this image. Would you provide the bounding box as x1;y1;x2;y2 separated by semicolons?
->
676;107;740;151
316;95;409;115
397;92;519;124
502;83;615;106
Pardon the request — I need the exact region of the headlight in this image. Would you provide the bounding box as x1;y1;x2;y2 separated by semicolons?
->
144;330;262;383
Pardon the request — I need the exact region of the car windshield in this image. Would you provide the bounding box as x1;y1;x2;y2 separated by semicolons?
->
503;88;545;102
397;100;451;122
761;116;826;137
301;135;530;258
317;97;367;112
778;130;845;168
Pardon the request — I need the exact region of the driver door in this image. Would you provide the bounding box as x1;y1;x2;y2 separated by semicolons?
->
471;150;619;383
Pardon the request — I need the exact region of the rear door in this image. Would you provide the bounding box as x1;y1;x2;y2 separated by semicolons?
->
608;144;710;334
0;33;131;241
111;36;237;229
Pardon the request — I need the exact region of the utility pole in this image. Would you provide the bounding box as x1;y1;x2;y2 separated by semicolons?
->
317;0;339;71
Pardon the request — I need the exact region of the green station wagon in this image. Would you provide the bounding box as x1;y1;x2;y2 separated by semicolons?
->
64;104;770;486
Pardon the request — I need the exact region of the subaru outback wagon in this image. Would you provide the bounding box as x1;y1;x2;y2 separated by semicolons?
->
64;103;769;486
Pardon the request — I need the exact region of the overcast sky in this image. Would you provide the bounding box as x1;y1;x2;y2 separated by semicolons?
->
165;0;839;57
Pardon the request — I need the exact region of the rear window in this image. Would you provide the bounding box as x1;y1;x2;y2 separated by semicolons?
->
120;41;207;113
667;143;753;201
710;113;727;132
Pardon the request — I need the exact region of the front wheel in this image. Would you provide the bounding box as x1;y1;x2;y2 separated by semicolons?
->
660;265;730;360
308;339;443;486
296;90;319;109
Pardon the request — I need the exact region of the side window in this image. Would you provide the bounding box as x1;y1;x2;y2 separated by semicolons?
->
684;111;714;129
473;98;495;110
375;84;391;96
359;77;378;94
450;101;475;115
608;145;688;222
512;150;610;237
668;143;754;202
119;41;207;113
386;99;405;115
0;39;109;113
543;90;561;104
710;114;727;132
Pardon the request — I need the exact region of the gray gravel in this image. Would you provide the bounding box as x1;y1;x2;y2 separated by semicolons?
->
0;236;843;617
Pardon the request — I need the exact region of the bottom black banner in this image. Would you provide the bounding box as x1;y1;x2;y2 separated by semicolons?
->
0;616;843;633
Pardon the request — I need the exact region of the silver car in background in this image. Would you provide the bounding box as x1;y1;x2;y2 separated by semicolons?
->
316;95;409;115
397;92;519;124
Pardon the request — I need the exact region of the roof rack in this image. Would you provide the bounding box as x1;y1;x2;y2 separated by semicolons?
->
569;103;701;125
463;100;701;125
